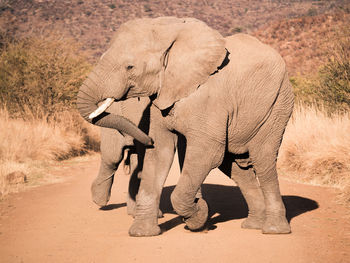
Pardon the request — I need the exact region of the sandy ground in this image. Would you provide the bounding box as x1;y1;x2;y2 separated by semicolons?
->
0;155;349;263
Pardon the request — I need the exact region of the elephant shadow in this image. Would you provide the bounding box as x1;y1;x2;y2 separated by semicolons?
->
99;203;126;211
158;184;319;233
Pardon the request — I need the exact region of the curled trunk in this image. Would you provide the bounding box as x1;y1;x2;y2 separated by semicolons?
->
76;80;153;146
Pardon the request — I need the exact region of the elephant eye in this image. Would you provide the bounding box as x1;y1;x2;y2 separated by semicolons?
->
126;65;134;70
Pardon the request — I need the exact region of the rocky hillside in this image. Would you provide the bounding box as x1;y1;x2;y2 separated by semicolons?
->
0;0;349;74
254;12;350;75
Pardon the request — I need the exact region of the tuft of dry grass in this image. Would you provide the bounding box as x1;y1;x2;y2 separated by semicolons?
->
0;108;82;162
0;107;100;197
279;104;350;207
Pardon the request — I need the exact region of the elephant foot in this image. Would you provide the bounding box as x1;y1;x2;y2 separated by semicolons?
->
241;215;265;230
128;207;163;219
129;218;161;237
184;198;208;231
91;178;112;207
262;216;291;234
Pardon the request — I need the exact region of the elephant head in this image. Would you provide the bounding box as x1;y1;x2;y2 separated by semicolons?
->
77;17;227;142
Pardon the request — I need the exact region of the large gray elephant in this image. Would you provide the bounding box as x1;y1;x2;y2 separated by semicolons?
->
77;17;294;237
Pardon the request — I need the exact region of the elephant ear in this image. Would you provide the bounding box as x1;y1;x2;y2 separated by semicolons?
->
153;18;227;110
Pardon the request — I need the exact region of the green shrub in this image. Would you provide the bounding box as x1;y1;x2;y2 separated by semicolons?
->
290;75;320;106
0;35;92;118
317;36;350;111
291;30;350;114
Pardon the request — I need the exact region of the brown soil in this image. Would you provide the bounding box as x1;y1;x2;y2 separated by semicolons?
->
0;155;349;262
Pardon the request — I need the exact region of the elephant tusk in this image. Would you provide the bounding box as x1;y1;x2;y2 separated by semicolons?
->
88;98;114;119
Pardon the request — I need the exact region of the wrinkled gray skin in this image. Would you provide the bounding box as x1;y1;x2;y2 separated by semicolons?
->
77;17;294;237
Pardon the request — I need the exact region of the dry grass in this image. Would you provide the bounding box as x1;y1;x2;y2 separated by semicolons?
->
0;107;100;197
0;35;100;197
279;104;350;207
0;109;81;161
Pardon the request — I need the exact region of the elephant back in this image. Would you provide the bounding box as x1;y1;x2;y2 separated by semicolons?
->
225;33;287;123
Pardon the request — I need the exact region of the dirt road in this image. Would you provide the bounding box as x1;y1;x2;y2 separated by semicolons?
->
1;155;349;263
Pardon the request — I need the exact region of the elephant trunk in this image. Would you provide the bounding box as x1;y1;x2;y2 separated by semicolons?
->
76;78;153;146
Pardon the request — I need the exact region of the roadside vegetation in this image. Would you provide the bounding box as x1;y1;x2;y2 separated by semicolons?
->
279;106;350;206
280;27;350;207
0;35;99;197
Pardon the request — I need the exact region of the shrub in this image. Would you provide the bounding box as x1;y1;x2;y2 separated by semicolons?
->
290;75;320;106
317;33;350;111
291;28;350;113
0;36;99;197
0;35;92;118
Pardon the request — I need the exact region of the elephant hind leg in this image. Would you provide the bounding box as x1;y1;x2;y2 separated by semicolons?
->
92;128;125;207
248;83;293;234
219;153;265;230
248;145;290;234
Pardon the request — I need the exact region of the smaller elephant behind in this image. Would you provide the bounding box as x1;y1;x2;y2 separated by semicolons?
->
91;97;151;216
92;98;200;216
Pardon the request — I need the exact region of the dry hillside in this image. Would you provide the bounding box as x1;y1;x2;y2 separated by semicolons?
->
254;12;350;75
1;0;348;73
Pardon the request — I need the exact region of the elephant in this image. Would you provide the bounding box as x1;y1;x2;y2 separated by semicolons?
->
76;17;294;237
91;97;151;217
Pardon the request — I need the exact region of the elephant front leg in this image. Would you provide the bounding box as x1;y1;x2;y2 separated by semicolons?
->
171;139;225;231
91;129;124;207
177;133;203;201
126;151;164;219
128;131;177;237
91;162;116;207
